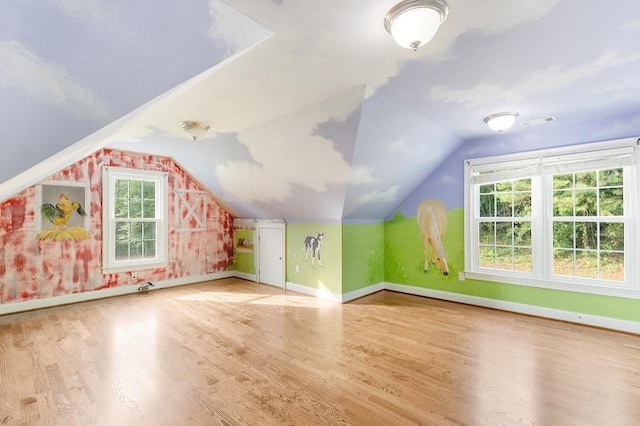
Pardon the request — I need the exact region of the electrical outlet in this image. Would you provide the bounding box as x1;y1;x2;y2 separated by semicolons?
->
131;272;138;280
458;271;465;281
295;264;299;273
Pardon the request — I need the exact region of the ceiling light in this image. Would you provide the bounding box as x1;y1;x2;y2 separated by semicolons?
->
483;112;520;132
179;120;210;141
384;0;449;51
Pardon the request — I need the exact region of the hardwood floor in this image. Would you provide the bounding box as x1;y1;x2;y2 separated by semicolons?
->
1;278;639;425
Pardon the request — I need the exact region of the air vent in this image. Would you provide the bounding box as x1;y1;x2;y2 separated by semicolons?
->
520;116;557;127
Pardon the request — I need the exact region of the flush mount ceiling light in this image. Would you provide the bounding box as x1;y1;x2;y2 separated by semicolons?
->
483;112;520;132
179;120;210;141
384;0;449;51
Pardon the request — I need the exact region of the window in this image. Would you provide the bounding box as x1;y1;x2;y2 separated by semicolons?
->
465;138;638;298
103;167;168;272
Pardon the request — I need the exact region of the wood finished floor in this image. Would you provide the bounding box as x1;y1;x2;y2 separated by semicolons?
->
1;278;639;426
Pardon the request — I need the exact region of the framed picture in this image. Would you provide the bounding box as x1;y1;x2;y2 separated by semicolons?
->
35;181;90;234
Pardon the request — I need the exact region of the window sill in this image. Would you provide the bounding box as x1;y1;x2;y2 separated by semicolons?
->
464;270;640;299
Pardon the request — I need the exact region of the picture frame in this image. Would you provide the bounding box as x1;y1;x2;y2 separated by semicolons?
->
35;181;90;233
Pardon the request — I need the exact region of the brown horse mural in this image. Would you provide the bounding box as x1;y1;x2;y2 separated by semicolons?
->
417;199;449;276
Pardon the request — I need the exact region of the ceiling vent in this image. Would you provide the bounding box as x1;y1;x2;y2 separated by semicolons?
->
520;116;557;128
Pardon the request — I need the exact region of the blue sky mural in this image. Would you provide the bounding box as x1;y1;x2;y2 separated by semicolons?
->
3;0;640;222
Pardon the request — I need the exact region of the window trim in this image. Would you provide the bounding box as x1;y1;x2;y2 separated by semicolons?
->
102;167;169;273
464;137;639;299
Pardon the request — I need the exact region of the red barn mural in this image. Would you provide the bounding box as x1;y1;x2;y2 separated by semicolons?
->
0;149;234;305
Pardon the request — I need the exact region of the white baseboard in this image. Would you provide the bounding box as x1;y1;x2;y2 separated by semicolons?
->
0;271;235;316
342;283;385;302
233;272;257;282
384;282;640;335
286;281;342;302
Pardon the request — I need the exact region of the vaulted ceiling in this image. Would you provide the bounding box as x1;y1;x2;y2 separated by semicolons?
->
2;0;640;220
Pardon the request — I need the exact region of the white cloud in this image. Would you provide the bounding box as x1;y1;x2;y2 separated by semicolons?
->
216;161;291;203
430;52;640;108
387;137;406;153
621;19;640;31
349;165;377;184
0;40;110;119
357;185;399;204
207;0;272;55
436;174;456;185
215;87;364;203
54;0;118;28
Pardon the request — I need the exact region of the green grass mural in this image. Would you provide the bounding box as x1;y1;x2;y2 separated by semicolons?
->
286;222;342;295
384;207;640;322
342;222;384;294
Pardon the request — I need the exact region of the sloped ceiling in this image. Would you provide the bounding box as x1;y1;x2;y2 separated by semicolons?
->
2;0;640;221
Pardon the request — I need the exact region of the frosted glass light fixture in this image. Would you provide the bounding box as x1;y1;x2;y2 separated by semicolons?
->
483;112;520;132
179;120;210;141
384;0;449;51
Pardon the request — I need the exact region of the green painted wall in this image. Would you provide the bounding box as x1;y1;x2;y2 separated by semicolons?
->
342;222;384;294
384;208;640;322
233;229;255;274
286;222;342;295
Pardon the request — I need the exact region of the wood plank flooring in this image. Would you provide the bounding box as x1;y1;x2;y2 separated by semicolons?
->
1;278;639;425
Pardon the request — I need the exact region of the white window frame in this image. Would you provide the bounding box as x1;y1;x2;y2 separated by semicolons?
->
464;137;639;299
102;167;168;273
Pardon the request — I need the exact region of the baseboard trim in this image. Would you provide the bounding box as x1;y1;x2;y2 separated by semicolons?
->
0;271;235;316
342;283;385;303
384;282;640;334
233;272;257;282
285;281;341;302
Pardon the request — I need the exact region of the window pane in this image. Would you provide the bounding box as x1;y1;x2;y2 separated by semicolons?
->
514;222;531;246
553;190;573;216
513;248;532;272
129;199;142;219
479;194;494;217
575;222;597;250
115;199;129;219
575;171;596;188
143;222;156;240
143;200;155;218
600;252;624;281
575;189;597;216
496;181;512;192
575;250;598;278
130;222;143;242
495;247;513;270
496;193;512;217
599;168;623;186
600;223;624;251
553;249;574;276
553;174;573;190
495;222;512;246
599;188;623;216
553;222;574;249
115;179;129;198
143;181;155;200
130;241;143;259
479;246;495;268
129;180;142;199
513;193;531;217
143;240;156;258
115;222;129;242
115;242;129;260
513;178;531;192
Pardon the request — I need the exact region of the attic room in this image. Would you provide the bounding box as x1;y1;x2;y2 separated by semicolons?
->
1;0;639;424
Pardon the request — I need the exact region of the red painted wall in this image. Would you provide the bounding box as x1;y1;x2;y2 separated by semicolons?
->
0;149;234;304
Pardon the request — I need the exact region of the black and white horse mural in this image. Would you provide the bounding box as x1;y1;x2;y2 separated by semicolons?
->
303;233;324;266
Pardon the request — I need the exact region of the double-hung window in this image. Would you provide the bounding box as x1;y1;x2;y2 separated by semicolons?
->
103;167;168;273
465;138;638;298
